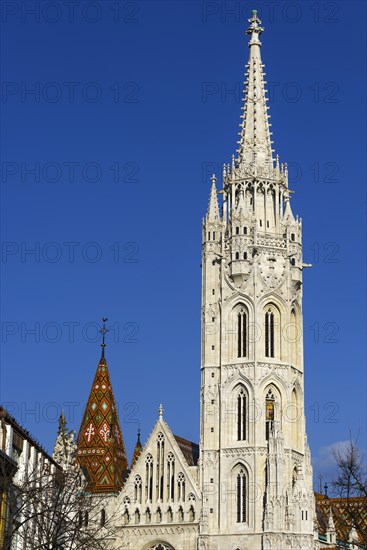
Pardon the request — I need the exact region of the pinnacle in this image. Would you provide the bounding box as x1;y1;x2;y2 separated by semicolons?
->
206;175;220;222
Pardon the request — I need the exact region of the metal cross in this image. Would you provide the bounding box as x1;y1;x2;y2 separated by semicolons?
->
100;317;109;346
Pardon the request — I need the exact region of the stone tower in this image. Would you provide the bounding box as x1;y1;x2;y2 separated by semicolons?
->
199;11;316;549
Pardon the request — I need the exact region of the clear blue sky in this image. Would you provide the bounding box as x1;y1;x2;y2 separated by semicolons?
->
1;1;366;488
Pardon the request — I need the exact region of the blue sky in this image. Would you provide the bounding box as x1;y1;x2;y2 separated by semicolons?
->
1;1;366;488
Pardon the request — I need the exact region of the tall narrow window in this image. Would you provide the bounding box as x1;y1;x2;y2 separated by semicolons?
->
237;388;247;441
265;390;275;440
265;309;275;358
134;475;142;504
156;433;164;501
236;468;247;523
237;308;247;358
177;473;186;502
167;452;175;501
100;509;106;527
146;455;153;502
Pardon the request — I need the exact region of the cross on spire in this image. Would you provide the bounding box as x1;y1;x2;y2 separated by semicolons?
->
100;317;109;358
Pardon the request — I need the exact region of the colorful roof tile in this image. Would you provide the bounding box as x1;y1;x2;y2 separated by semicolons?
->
76;332;128;494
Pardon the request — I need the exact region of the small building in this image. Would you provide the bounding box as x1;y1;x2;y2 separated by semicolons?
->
0;406;58;550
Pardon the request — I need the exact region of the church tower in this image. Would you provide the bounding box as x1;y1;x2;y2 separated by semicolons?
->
200;11;315;549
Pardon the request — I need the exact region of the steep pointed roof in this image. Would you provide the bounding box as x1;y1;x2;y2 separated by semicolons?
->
206;174;220;222
237;10;274;172
76;332;128;494
130;428;143;469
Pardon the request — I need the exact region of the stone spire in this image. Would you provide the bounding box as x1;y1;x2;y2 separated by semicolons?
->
52;411;76;470
237;10;274;173
130;427;143;469
76;319;128;493
326;507;337;545
206;175;220;222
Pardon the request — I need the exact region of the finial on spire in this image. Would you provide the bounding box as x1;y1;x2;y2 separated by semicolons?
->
58;410;66;435
158;403;164;419
246;10;264;46
100;317;109;358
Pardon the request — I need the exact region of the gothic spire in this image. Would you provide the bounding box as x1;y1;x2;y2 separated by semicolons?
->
53;412;76;470
237;10;274;172
130;427;143;469
76;321;128;494
206;174;220;222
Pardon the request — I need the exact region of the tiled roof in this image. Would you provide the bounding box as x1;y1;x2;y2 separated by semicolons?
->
174;435;199;466
76;354;128;494
316;494;367;546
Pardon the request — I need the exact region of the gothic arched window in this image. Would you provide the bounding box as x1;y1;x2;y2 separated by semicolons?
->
236;307;248;358
265;389;275;440
157;433;165;501
236;468;247;523
237;387;247;441
146;454;153;502
167;452;175;501
134;475;142;504
177;472;186;502
265;308;275;358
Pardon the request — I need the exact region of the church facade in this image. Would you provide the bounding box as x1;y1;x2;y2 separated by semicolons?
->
71;12;318;550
